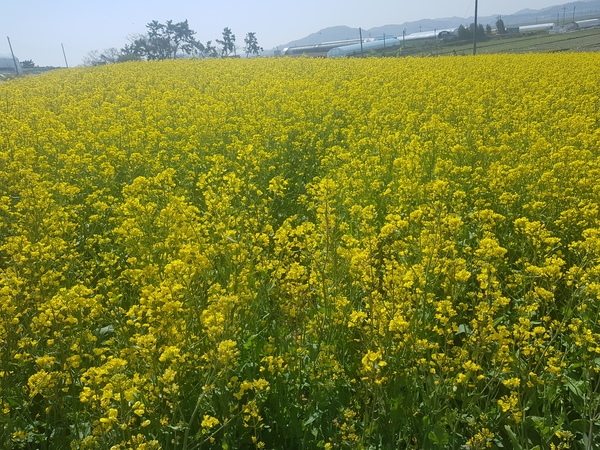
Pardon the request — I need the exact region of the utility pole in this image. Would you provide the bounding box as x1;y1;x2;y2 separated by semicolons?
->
403;29;406;50
61;43;69;68
7;36;19;74
473;0;478;55
573;6;576;22
359;27;364;57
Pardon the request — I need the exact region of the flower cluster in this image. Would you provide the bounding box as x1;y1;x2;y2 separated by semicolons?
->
1;54;600;448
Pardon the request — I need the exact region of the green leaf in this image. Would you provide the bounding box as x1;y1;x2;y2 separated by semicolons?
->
457;323;471;335
504;425;523;450
569;419;589;434
428;423;449;445
303;411;321;427
565;376;585;399
243;334;257;349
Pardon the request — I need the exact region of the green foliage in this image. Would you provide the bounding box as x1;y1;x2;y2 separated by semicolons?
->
457;23;486;41
217;27;237;57
496;18;507;34
124;19;203;60
244;32;263;57
20;60;35;69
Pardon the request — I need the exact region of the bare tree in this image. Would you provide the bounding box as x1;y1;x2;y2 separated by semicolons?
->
83;48;126;66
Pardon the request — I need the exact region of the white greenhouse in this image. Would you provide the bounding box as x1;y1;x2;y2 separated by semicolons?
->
327;38;401;57
0;54;22;74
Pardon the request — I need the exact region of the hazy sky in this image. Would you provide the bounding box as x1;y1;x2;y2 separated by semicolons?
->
2;0;589;67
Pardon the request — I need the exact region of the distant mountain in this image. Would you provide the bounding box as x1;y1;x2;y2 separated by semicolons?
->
366;18;465;39
282;26;360;48
500;1;600;25
273;0;600;51
513;9;540;14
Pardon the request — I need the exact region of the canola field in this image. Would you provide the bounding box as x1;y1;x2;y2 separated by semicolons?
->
1;54;600;449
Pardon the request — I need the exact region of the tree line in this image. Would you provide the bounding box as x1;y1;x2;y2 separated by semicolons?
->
84;20;263;66
456;18;507;41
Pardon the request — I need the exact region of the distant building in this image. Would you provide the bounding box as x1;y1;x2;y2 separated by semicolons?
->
0;54;22;74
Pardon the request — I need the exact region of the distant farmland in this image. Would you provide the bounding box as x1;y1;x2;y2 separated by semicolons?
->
376;26;600;56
